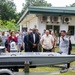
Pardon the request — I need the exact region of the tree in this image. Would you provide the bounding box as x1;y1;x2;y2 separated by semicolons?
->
70;3;75;7
66;3;75;7
31;0;52;6
0;0;20;31
20;0;52;16
0;19;18;31
0;0;17;21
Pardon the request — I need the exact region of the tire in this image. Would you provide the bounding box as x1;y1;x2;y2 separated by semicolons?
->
0;69;13;75
0;73;10;75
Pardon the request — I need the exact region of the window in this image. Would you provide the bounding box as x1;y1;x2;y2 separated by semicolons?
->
22;27;27;32
46;25;52;30
68;26;74;35
54;26;59;35
46;25;60;36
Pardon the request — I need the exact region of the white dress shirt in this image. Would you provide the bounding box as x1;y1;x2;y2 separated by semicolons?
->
33;33;35;43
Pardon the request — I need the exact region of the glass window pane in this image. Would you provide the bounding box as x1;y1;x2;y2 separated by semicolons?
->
68;26;74;35
46;25;60;36
46;25;52;30
54;26;59;34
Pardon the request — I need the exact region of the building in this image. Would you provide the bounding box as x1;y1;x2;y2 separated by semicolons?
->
18;6;75;45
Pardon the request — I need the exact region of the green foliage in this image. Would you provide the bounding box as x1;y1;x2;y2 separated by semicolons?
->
31;0;52;6
25;0;52;6
66;3;75;7
70;3;75;7
0;20;3;26
0;20;18;31
6;20;17;31
0;0;20;31
20;0;52;16
0;0;18;22
0;37;2;43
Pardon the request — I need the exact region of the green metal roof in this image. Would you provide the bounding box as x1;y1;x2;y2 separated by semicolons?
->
18;6;75;24
28;6;75;15
29;6;75;11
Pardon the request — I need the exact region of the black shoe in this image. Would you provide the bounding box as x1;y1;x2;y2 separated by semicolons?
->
62;67;66;70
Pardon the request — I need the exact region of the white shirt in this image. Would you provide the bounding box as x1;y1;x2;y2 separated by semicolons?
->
40;34;54;49
16;33;19;37
33;33;35;43
59;36;69;54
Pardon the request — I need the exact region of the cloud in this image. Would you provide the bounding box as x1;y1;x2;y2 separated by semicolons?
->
46;0;75;7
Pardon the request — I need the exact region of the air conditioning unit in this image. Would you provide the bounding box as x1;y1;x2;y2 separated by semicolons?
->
46;16;51;23
40;16;47;22
64;17;71;24
52;16;61;23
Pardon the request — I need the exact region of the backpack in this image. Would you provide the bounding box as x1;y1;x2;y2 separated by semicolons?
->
5;40;9;48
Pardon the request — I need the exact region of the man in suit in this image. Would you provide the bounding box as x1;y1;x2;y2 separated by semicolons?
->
23;30;31;52
28;28;39;52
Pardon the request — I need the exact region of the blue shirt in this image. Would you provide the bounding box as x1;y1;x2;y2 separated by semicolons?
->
17;35;23;44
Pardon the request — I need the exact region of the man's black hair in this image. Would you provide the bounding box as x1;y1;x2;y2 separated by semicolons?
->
61;30;66;33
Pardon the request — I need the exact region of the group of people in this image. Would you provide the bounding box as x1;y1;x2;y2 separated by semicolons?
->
0;29;72;68
0;29;72;53
0;29;56;52
23;29;57;52
0;30;22;52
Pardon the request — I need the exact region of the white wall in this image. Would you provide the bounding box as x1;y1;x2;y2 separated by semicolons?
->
27;16;46;34
28;17;39;29
38;18;46;34
69;16;75;25
60;24;68;32
70;36;75;44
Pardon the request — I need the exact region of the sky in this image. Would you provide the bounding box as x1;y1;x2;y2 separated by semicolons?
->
13;0;75;12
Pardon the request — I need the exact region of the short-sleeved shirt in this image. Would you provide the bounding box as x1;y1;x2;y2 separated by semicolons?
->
40;34;54;49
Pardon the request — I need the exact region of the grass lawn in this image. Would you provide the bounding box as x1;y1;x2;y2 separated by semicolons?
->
29;47;75;75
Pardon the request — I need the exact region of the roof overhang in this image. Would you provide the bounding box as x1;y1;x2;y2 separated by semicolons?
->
18;6;75;24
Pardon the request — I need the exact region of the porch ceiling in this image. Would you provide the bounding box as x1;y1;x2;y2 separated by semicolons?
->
20;14;36;25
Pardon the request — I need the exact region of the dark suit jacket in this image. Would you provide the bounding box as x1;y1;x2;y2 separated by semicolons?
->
28;32;39;48
24;34;29;52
